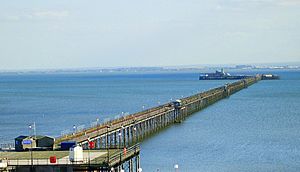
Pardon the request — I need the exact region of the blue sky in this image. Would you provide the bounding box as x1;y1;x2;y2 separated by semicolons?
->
0;0;299;70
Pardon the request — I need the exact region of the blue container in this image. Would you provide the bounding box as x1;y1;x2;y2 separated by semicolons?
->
60;141;76;150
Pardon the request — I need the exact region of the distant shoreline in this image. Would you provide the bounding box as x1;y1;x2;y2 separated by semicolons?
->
0;67;299;76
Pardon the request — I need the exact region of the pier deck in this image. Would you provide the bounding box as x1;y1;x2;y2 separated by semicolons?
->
0;144;140;171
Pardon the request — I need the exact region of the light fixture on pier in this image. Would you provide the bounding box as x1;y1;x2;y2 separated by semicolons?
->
73;125;76;135
28;124;32;136
28;122;36;139
174;164;179;172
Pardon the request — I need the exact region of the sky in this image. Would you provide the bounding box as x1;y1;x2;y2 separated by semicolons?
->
0;0;299;70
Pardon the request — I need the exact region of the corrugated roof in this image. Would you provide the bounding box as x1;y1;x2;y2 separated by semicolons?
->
15;135;54;140
15;135;28;140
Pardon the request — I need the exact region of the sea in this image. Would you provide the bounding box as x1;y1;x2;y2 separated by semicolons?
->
0;70;299;172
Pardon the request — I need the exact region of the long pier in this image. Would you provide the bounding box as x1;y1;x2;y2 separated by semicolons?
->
54;75;263;151
1;74;272;171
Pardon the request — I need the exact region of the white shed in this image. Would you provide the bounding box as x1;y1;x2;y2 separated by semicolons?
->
69;146;84;162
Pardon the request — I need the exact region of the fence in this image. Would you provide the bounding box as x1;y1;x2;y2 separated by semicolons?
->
0;143;15;151
1;144;140;168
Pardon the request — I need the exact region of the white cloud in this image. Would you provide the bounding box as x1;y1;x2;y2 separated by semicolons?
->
219;0;300;7
214;0;300;13
277;0;300;6
3;15;20;21
1;10;69;22
32;10;69;19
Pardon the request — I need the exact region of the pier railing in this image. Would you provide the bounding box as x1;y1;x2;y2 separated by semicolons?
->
0;143;15;151
108;143;140;167
2;144;140;169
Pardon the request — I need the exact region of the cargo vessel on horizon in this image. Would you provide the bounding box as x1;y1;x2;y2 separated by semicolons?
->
199;69;279;80
199;69;251;80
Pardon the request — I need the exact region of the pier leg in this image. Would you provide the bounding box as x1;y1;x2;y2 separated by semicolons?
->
129;159;133;172
114;132;117;148
126;127;130;147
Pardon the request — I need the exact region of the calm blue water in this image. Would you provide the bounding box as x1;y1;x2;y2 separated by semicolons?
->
0;72;228;142
0;70;299;171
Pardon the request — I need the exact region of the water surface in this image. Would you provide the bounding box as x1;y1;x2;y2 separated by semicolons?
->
0;70;299;171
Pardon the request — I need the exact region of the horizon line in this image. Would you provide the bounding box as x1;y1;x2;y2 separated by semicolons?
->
1;61;300;73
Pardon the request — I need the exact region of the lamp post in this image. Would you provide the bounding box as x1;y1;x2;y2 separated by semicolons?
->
29;124;32;136
96;118;99;126
29;122;36;138
73;125;76;135
28;124;33;170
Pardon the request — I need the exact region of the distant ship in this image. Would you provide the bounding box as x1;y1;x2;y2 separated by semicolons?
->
199;69;251;80
261;74;280;80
